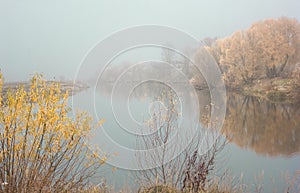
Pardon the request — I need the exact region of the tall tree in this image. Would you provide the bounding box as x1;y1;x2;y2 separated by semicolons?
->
248;17;300;77
216;31;262;85
209;17;300;86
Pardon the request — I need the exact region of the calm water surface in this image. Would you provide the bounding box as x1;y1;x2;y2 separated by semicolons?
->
72;83;300;192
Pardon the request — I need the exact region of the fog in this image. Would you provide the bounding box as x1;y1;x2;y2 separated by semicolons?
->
1;0;299;82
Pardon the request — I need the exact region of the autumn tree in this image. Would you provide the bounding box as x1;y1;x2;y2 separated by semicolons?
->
219;31;262;84
208;17;300;85
0;74;105;192
248;17;300;78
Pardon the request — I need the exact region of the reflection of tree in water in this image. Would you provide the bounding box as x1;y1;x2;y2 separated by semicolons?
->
196;89;211;128
97;82;177;100
222;92;300;157
97;81;197;104
98;81;300;157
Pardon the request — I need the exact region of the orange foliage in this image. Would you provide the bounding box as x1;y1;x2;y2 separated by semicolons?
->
210;17;300;85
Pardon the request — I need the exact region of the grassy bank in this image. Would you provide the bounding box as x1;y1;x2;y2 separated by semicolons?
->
240;78;300;103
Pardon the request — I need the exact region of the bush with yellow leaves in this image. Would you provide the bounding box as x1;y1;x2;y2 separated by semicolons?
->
0;73;105;192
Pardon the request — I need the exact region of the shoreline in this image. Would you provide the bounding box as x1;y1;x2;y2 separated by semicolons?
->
192;77;300;104
231;78;300;104
2;80;89;96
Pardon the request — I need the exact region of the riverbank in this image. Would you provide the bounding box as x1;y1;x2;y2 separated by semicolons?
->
2;80;89;96
240;78;300;103
191;77;300;104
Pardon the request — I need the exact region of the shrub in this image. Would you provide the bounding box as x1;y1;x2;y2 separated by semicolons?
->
0;74;105;192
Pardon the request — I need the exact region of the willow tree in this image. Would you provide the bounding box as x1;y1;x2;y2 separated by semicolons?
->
0;74;105;192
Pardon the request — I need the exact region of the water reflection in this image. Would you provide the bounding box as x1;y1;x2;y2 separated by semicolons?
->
96;81;300;157
165;88;300;157
222;92;300;157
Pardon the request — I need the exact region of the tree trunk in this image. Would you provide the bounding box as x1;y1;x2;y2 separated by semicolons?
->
276;54;289;77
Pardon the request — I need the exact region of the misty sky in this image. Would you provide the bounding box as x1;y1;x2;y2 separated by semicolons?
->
0;0;299;82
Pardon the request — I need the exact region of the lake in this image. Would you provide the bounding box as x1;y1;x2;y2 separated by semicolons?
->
72;82;300;192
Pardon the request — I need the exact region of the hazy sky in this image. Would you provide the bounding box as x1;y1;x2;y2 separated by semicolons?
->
0;0;299;81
